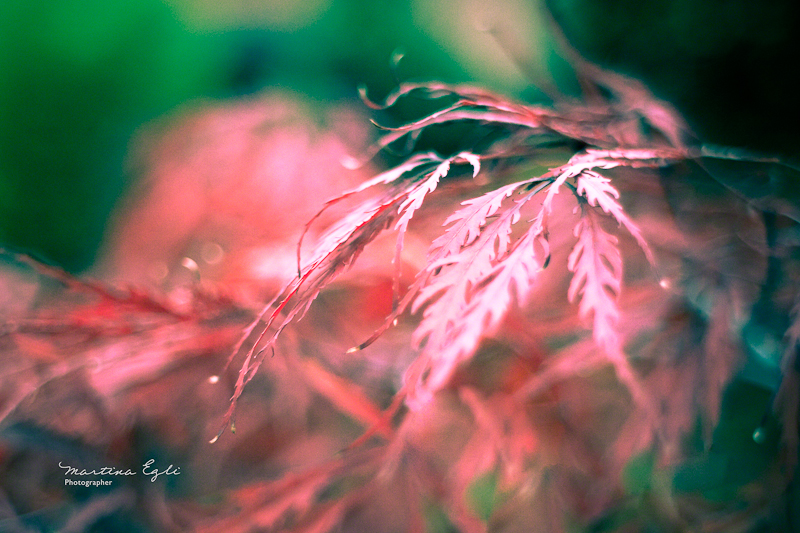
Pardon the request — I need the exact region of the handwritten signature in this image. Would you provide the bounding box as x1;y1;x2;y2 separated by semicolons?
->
59;460;180;483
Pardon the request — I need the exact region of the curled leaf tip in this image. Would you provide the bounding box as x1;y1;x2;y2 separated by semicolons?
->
455;152;481;177
358;84;384;110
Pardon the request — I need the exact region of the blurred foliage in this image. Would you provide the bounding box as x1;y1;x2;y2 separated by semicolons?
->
545;0;800;159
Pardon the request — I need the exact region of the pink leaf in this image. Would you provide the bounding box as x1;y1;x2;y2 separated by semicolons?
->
407;184;547;400
575;170;654;265
566;205;652;420
567;207;622;350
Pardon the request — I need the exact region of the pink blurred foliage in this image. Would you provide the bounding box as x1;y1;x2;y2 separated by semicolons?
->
0;93;402;531
1;76;797;533
100;93;374;305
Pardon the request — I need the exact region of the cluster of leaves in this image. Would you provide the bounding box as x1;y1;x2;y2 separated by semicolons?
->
203;76;800;530
224;82;688;421
3;76;800;532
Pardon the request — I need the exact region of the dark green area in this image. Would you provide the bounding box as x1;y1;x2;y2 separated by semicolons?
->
673;381;779;499
0;0;229;271
546;0;800;159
